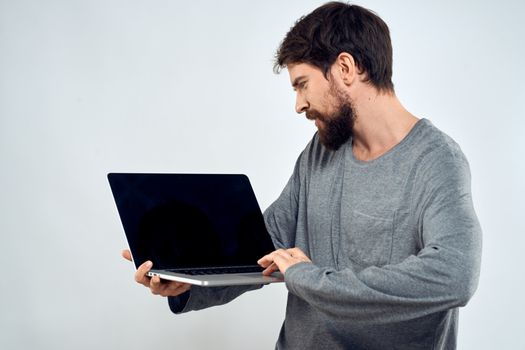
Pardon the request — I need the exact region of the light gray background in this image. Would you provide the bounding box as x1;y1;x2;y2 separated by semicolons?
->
1;0;524;349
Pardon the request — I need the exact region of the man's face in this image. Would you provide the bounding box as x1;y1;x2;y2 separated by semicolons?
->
288;63;355;150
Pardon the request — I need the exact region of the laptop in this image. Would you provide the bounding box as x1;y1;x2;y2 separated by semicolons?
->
108;173;284;287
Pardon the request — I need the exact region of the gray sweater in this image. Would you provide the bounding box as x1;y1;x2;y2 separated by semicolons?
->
169;119;482;350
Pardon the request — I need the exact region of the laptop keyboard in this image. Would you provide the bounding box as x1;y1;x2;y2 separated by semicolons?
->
167;266;263;275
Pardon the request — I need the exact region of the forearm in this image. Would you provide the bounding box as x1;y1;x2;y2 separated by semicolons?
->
285;235;481;325
168;284;263;314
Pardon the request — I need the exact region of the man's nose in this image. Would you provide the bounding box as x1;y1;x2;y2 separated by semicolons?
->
295;94;308;114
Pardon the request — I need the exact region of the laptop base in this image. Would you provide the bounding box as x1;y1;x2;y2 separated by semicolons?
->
147;269;284;287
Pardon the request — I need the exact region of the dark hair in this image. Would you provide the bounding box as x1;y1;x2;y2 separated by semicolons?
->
274;2;394;92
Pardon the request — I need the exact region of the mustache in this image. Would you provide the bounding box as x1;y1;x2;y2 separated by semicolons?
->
305;110;325;122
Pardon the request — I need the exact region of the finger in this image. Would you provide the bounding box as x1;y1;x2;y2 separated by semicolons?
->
264;250;295;274
163;282;192;297
122;249;132;261
257;253;275;268
134;261;153;286
150;275;163;295
262;262;279;276
258;249;287;267
154;280;192;297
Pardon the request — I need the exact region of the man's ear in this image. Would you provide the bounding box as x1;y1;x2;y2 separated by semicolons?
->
333;52;358;86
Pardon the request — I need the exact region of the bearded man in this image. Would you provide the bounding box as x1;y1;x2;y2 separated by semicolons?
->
124;2;482;349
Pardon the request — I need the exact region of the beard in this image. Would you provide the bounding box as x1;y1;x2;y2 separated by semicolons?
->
306;87;356;151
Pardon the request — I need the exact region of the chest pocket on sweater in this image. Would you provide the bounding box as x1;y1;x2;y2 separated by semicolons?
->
340;210;394;268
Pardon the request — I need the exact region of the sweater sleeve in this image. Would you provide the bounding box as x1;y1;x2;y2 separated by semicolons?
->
263;152;303;250
168;284;263;314
283;148;482;325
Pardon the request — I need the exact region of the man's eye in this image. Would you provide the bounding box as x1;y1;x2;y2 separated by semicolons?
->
293;81;307;92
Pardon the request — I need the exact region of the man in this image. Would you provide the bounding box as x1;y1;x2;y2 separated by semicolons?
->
123;2;481;349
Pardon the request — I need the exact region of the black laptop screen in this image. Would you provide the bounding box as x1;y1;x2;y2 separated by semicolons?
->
108;173;276;270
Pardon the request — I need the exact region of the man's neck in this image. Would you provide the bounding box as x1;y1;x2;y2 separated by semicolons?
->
351;89;418;162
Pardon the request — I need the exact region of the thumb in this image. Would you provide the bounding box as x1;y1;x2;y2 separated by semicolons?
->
122;249;132;262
